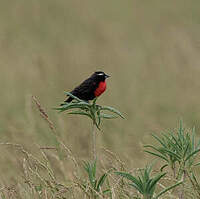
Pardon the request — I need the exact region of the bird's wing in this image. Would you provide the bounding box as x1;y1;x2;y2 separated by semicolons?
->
71;78;96;97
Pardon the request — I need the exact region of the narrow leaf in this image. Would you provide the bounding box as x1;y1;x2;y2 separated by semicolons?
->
194;162;200;167
185;148;200;162
101;106;125;119
154;181;182;199
162;149;181;161
68;111;92;119
115;172;142;192
100;113;118;119
102;189;111;194
129;183;143;194
160;164;168;172
148;172;166;192
151;134;167;148
144;144;167;156
97;173;108;191
64;92;86;103
55;103;90;112
144;150;169;162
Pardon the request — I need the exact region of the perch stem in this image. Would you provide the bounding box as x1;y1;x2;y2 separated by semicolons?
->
92;121;97;161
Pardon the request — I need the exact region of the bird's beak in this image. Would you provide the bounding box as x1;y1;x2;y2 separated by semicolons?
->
105;74;110;78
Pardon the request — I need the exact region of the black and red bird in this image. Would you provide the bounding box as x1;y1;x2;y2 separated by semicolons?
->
61;71;110;105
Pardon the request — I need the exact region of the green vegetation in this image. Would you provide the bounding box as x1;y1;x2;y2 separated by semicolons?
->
116;165;182;199
82;160;111;198
144;122;200;198
55;92;124;130
1;96;199;198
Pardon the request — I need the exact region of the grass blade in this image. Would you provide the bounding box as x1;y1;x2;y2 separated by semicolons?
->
144;150;169;162
97;173;108;191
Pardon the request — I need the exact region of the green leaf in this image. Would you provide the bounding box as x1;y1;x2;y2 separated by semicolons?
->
35;185;42;192
84;161;96;188
144;144;167;156
100;113;118;119
92;97;98;106
196;139;200;149
55;102;90;112
154;181;182;199
151;134;167;148
162;148;181;161
64;92;86;103
115;172;143;193
160;164;168;172
161;133;180;152
64;101;90;107
170;133;182;149
100;106;125;119
183;142;190;158
56;93;124;129
102;189;111;194
94;122;101;131
194;162;200;167
92;161;97;180
67;110;92;118
129;183;143;194
148;172;166;193
97;173;108;191
144;150;169;162
191;127;195;151
185;148;200;162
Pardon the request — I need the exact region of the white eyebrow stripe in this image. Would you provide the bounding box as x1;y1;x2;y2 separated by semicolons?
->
98;73;104;76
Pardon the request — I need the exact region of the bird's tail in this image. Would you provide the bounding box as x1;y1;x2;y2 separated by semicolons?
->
60;97;73;106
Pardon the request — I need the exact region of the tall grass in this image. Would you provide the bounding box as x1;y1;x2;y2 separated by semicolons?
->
0;96;199;198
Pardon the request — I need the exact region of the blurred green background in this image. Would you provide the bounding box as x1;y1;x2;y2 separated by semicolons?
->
1;0;200;182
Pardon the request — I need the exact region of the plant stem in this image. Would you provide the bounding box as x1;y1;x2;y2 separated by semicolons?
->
143;194;151;199
92;121;97;161
179;170;186;199
172;164;176;178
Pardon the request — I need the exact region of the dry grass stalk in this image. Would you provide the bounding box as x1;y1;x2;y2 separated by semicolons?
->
32;95;56;134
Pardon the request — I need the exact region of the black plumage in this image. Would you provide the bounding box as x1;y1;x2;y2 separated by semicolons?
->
61;71;110;105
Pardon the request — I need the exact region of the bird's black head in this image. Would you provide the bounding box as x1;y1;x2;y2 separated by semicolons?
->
92;71;110;81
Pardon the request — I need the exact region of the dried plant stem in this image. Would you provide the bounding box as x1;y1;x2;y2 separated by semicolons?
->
92;121;97;161
32;95;79;163
32;96;56;134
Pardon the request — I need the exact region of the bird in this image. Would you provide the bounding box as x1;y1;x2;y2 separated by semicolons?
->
61;71;110;105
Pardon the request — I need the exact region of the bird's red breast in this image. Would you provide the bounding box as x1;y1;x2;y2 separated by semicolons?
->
94;81;107;97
